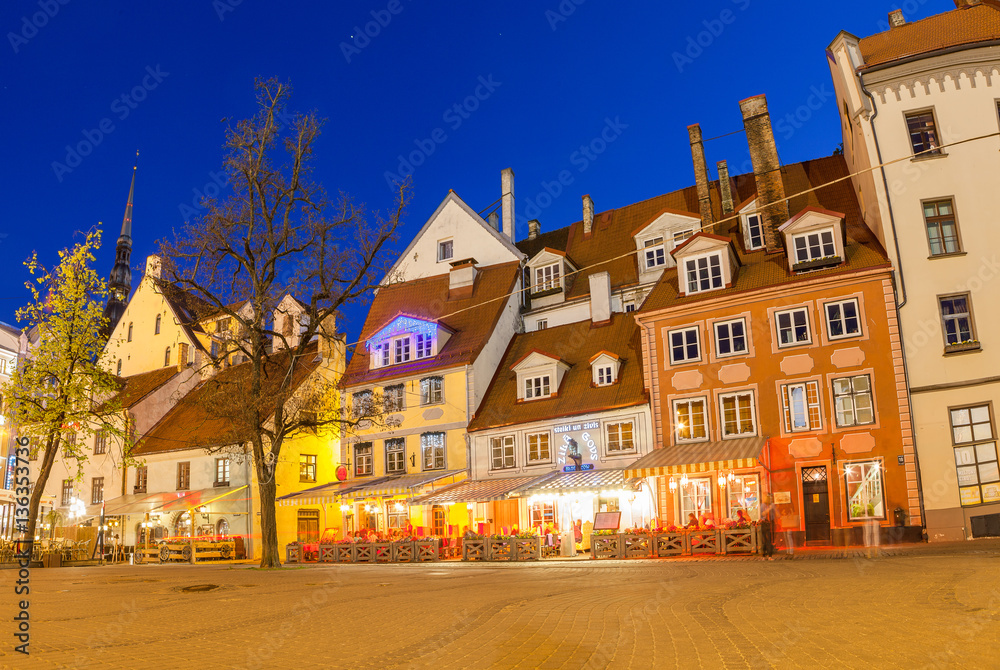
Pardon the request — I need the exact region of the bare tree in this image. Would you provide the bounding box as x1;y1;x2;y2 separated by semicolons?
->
158;78;410;567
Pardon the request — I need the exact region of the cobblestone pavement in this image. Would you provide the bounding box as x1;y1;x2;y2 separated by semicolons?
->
3;546;1000;669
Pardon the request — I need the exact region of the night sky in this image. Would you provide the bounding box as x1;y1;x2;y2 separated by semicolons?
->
0;0;944;339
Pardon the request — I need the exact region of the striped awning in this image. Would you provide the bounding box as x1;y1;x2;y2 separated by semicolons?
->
277;478;393;507
342;470;466;499
410;475;548;505
511;468;637;497
623;437;766;479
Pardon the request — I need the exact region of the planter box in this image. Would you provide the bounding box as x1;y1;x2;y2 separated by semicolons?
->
592;534;622;559
373;542;393;563
462;538;487;561
653;532;685;557
334;544;354;563
318;544;335;563
414;539;439;562
487;538;513;561
392;541;415;563
688;529;720;554
513;537;541;561
622;533;654;559
285;543;301;564
721;528;757;554
792;256;842;272
945;341;981;354
354;543;375;563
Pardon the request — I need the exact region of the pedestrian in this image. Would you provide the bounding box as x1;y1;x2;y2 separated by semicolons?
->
760;494;776;559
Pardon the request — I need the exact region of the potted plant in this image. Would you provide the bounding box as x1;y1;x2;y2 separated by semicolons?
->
621;528;654;559
462;532;488;561
513;530;541;561
414;537;439;562
591;530;621;559
792;255;842;272
944;339;981;354
720;519;756;554
653;523;686;557
487;533;513;561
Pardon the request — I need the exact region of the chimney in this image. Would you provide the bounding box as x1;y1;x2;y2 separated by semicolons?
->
145;255;161;280
501;168;515;240
488;211;500;231
448;258;478;299
588;272;611;324
177;342;189;371
888;9;905;27
953;0;981;8
739;94;788;253
717;160;734;216
688;124;714;231
582;194;594;235
527;219;540;240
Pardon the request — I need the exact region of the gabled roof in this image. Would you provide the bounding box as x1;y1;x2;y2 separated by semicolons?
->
509;349;565;371
857;1;1000;69
157;282;213;351
340;261;521;388
113;367;180;410
670;232;732;257
467;313;647;432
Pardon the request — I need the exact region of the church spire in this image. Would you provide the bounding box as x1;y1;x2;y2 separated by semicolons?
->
103;154;137;338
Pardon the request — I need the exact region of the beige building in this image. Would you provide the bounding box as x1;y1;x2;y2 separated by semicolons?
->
828;1;1000;540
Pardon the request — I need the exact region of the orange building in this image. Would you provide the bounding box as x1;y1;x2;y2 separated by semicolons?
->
626;96;922;546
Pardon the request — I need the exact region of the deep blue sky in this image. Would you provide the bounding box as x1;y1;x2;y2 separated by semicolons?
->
0;0;945;339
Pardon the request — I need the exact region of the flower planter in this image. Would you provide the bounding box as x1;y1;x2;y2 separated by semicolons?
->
513;537;541;561
792;256;841;272
392;541;415;563
318;544;336;563
373;542;393;563
487;537;513;561
622;533;653;559
354;543;375;563
462;538;487;561
592;534;622;559
653;532;685;557
414;539;439;562
944;341;980;354
688;529;720;555
334;543;354;563
721;528;756;554
285;543;301;564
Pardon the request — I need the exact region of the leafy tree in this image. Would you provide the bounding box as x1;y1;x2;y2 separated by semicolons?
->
2;231;129;549
158;78;410;568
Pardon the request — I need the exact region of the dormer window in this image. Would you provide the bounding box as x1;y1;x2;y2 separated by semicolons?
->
393;337;411;364
793;230;837;265
672;229;695;248
589;351;621;386
743;214;764;250
367;315;451;371
684;252;724;294
415;333;432;359
779;208;846;272
524;375;551;400
596;366;613;386
535;263;561;292
644;237;666;269
374;342;389;367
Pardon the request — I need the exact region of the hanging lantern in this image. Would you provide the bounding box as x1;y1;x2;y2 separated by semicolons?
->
680;473;688;487
718;473;727;488
728;472;737;484
668;477;677;492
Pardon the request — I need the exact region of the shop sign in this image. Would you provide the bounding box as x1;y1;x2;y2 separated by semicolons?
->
555;421;600;470
773;491;791;504
4;455;14;490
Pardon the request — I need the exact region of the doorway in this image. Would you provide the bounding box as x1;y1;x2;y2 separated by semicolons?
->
801;466;830;543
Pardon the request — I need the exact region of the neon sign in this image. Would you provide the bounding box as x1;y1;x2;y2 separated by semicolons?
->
556;421;600;471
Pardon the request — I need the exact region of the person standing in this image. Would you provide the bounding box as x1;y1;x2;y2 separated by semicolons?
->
760;494;777;559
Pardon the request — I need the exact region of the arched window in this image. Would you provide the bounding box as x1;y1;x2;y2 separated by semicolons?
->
164;347;171;367
116;359;122;375
155;314;161;335
217;518;230;538
127;322;133;342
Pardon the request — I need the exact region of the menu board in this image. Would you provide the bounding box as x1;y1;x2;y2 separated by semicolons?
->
593;512;621;531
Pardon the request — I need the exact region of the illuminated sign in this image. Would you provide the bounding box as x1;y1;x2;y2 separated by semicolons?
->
4;455;14;490
556;421;600;470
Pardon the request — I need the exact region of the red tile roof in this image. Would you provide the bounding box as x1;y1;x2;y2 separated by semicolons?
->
467;313;647;432
98;366;180;412
858;1;1000;69
340;261;522;389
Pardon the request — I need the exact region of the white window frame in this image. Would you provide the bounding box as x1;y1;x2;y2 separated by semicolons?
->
713;318;748;358
596;365;614;386
534;263;562;292
668;326;701;365
490;435;516;470
833;375;875;428
524;375;551;400
719;390;757;439
673;397;708;443
606;421;635;453
372;341;390;368
527;432;551;463
415;333;433;359
825;299;862;340
775;307;812;347
743;213;764;250
536;320;548;331
679;477;712;522
792;229;837;264
672;229;695;248
683;251;724;294
437;239;454;262
215;458;230;485
421;432;446;471
383;384;405;412
420;377;443;405
951;405;998;507
393;337;411;364
355;443;373;477
781;381;823;433
643;237;666;269
385;438;406;475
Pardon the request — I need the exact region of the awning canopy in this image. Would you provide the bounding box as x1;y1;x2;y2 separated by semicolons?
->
512;468;637;497
277;479;387;507
342;470;466;499
410;475;547;505
623;437;765;479
97;486;251;517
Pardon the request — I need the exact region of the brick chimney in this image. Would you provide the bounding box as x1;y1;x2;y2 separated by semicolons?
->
527;219;540;240
888;9;905;27
717;160;734;217
588;271;611;325
501;168;515;240
688;124;714;231
739;95;788;253
582;194;594;235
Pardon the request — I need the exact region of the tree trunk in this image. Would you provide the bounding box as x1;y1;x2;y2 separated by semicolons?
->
256;460;281;568
24;431;60;557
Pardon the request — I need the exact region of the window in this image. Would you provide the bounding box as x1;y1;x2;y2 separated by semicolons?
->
354;443;373;476
385;438;405;474
352;390;374;417
939;294;976;345
490;435;515;470
176;462;190;490
624;303;636;313
393;337;411;364
61;479;73;507
215;458;230;486
297;510;320;544
529;502;555;530
127;322;133;342
714;318;748;357
719;391;756;438
727;474;760;521
91;477;104;505
524;375;551;400
94;430;107;455
923;200;961;256
669;326;701;364
421;432;446;470
845;461;885;520
387;501;408;529
437;239;453;262
155;314;161;335
134;466;147;493
905;110;941;156
825;299;861;340
371;341;390;368
210;341;220;359
415;333;433;359
527;432;550;462
951;405;998;506
299;454;317;482
63;432;77;457
673;398;707;442
744;214;764;250
534;263;561;292
420;377;443;405
792;230;837;264
781;381;823;432
117;359;122;376
164;347;171;367
644;237;666;269
833;375;875;427
679;477;712;521
673;229;695;247
606;422;635;453
775;308;811;347
684;253;723;294
384;384;404;412
596;365;614;386
536;320;548;331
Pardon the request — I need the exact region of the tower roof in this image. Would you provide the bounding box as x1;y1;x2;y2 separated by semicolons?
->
120;161;136;240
